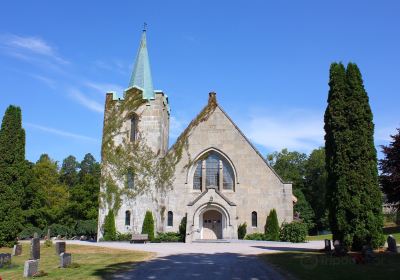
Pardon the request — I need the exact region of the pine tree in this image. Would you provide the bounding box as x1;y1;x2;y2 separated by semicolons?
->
60;155;79;188
0;105;28;247
380;128;400;207
141;211;155;241
264;209;279;241
103;210;116;241
324;63;384;250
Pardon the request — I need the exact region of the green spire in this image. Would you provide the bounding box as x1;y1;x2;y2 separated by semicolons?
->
128;26;155;100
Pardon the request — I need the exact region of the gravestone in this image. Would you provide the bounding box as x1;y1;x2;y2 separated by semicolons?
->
33;232;38;238
362;245;376;263
12;244;23;256
23;259;39;277
59;253;72;268
31;237;40;260
0;253;11;268
55;241;66;255
387;235;398;253
324;239;332;252
332;240;347;256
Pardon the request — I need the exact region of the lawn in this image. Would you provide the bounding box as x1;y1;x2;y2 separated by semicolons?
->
261;251;400;280
0;243;154;280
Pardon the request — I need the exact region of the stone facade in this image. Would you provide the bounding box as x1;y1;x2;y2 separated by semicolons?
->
97;91;293;242
97;30;292;242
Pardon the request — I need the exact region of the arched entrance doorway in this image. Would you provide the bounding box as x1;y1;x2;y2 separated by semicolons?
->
202;210;222;239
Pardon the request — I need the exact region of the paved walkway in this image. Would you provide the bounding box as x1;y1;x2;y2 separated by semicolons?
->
67;240;324;280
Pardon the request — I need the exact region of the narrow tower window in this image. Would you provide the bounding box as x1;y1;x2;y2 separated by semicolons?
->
127;172;134;189
130;117;137;142
252;211;257;227
167;211;173;227
125;210;131;226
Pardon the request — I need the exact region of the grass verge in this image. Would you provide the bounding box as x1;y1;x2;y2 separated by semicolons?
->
0;243;153;280
261;250;400;280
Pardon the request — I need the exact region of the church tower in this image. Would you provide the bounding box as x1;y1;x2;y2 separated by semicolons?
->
123;27;170;156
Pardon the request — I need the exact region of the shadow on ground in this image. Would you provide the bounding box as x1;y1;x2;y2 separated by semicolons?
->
93;252;285;280
252;245;321;253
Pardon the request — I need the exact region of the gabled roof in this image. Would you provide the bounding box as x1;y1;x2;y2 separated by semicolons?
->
169;93;289;185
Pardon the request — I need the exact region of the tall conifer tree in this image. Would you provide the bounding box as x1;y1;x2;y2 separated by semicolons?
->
0;105;28;246
324;63;384;250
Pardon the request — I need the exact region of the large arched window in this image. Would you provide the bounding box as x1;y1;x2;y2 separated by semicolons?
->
192;151;235;191
125;210;131;226
167;211;173;227
251;211;257;227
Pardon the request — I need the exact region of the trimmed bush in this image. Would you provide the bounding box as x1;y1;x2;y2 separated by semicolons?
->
116;232;132;241
75;219;97;237
179;216;187;242
47;224;75;238
279;222;307;243
244;233;265;240
265;209;280;241
103;210;116;241
153;232;181;243
238;223;247;240
142;211;155;241
18;227;43;240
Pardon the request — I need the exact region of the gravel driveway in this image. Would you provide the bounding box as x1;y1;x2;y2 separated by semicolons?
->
67;240;324;279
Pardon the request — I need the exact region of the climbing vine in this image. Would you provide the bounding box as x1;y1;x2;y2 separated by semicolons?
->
99;90;218;217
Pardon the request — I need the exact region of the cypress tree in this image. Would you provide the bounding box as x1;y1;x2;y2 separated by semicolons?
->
103;210;116;241
264;209;279;241
345;63;383;249
0;105;28;247
324;63;384;250
141;211;155;241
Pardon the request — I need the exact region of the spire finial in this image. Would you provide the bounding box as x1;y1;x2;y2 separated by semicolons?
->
143;22;147;32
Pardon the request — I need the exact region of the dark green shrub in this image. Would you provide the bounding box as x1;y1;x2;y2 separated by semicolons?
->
155;232;181;242
18;227;43;240
47;224;75;238
238;223;247;240
244;233;265;240
116;232;132;241
265;209;280;241
142;211;155;241
179;215;187;242
279;222;307;243
103;210;116;241
75;219;97;237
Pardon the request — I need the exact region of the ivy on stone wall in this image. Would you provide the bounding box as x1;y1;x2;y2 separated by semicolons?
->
99;90;218;222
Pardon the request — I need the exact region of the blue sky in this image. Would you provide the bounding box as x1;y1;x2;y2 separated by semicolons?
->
0;0;399;163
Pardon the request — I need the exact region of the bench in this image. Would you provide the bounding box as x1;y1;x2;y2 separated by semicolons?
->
130;234;149;244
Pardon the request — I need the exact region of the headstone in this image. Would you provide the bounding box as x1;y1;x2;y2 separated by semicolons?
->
23;259;39;277
59;253;72;268
324;239;332;252
55;241;66;255
387;235;398;253
31;237;40;260
332;240;347;256
46;229;51;240
12;244;23;256
362;245;376;263
0;253;12;268
33;232;38;238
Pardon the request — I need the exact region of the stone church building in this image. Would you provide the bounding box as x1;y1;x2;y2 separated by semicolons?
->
97;30;293;242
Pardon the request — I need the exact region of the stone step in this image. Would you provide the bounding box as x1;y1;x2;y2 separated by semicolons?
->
193;239;230;243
